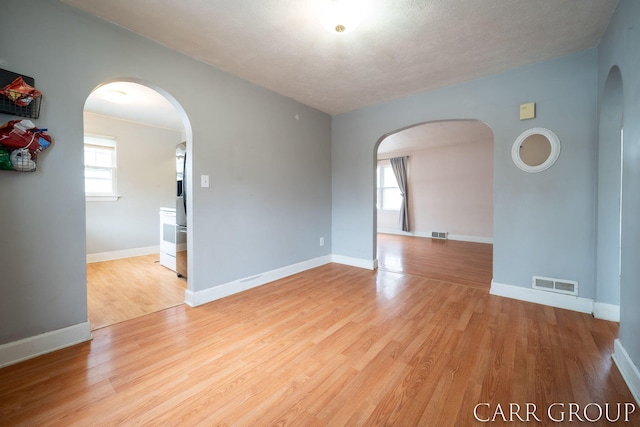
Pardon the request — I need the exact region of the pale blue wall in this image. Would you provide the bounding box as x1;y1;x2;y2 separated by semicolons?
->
332;50;598;295
0;0;332;344
598;0;640;369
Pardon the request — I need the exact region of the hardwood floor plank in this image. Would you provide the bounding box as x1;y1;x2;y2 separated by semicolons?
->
87;254;186;329
1;236;637;426
377;233;493;289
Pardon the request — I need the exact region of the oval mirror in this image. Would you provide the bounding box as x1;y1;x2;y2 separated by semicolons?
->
512;128;560;173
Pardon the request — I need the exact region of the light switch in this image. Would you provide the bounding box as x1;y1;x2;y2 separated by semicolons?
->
200;174;210;188
520;102;536;120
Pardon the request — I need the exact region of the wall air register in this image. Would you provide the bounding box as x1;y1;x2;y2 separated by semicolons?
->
532;276;578;296
431;231;448;240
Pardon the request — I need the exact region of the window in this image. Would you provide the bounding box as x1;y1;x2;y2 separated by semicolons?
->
376;163;402;211
84;134;117;200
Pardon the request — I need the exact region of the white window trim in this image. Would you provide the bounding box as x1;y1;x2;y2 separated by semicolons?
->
84;134;121;202
86;195;121;202
376;162;401;212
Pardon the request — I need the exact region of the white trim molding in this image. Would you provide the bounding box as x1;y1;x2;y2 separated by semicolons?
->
490;281;621;322
331;254;378;270
85;195;122;202
185;255;333;307
87;245;160;263
377;229;413;236
439;233;493;244
613;339;640;405
593;302;621;322
0;322;92;368
185;254;379;307
490;281;593;314
377;230;493;244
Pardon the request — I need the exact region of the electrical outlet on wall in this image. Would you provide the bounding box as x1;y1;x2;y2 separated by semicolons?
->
319;237;325;247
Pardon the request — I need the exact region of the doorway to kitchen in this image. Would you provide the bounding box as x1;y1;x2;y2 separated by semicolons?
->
83;79;191;330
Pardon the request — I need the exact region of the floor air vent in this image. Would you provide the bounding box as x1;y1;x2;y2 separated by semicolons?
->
431;231;448;240
532;276;578;296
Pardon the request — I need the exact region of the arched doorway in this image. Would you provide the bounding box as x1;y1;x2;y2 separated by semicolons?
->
83;79;192;329
374;120;494;286
595;66;623;319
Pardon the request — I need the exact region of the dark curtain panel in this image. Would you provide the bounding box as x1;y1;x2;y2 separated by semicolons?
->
390;156;409;232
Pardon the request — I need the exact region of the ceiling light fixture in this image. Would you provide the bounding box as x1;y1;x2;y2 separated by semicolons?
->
103;89;130;104
321;0;362;34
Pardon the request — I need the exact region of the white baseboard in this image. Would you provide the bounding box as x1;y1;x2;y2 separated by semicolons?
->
87;245;160;263
593;302;621;322
490;281;621;322
377;229;412;236
185;255;333;307
613;339;640;405
377;229;493;244
0;322;92;368
447;234;494;244
331;254;378;270
490;281;594;314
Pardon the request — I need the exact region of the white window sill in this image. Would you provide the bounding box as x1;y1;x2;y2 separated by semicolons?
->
86;195;121;202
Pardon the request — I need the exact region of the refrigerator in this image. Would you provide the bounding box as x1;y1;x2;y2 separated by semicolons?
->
176;142;187;278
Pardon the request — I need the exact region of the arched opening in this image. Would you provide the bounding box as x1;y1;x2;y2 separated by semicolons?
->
374;120;494;287
595;66;623;315
83;78;193;329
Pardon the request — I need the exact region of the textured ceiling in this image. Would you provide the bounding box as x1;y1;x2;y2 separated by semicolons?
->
61;0;618;116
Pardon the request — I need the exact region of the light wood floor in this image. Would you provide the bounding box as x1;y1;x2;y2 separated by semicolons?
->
87;254;187;329
1;237;636;426
377;233;493;289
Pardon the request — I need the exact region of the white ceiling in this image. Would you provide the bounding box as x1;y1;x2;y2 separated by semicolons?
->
63;0;617;116
85;81;184;131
